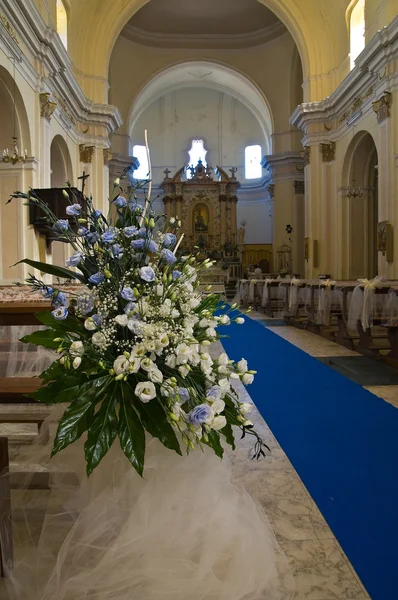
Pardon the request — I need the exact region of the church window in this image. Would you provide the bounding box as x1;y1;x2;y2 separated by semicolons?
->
56;0;68;50
245;145;262;179
187;139;207;178
132;145;150;179
349;0;365;69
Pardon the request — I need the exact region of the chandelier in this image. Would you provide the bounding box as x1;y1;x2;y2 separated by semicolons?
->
347;180;363;199
2;57;27;165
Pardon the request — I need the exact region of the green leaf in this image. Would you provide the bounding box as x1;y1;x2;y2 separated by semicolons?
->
27;374;83;404
52;393;97;457
118;384;145;476
20;328;60;350
85;386;118;476
206;430;224;459
14;258;86;282
220;422;236;450
35;311;87;337
130;392;182;456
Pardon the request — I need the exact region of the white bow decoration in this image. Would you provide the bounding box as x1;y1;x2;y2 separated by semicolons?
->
357;276;383;331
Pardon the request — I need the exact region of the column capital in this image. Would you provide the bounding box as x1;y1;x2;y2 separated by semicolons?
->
372;92;392;124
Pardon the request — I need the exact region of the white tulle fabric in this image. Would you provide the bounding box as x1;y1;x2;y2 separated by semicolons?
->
5;422;285;600
347;277;384;332
0;326;55;377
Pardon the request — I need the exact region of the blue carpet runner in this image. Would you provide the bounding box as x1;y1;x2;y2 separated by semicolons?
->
221;317;398;600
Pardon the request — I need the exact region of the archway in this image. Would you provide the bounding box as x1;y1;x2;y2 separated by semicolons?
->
50;135;73;270
0;65;31;283
343;131;378;279
128;61;273;151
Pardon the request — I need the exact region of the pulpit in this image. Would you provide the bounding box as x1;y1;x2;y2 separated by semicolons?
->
161;161;240;261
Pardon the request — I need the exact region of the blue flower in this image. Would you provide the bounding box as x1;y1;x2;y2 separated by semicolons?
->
161;249;177;265
54;219;69;233
139;266;155;282
111;244;123;259
131;239;145;250
77;295;95;315
121;287;135;301
66;204;81;216
147;240;158;252
138;227;147;238
93;209;102;218
53;291;69;308
92;314;103;327
178;388;190;403
187;404;212;427
86;232;100;245
124;226;138;238
163;233;177;248
88;272;105;285
113;196;127;209
77;226;89;236
124;301;136;315
52;306;68;320
206;385;222;400
41;286;54;299
128;200;138;211
172;270;181;280
66;251;83;267
102;230;116;244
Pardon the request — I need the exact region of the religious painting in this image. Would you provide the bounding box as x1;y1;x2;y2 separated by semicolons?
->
193;203;209;234
377;220;393;261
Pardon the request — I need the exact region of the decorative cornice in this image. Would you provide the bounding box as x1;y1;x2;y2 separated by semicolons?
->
372;91;392;123
0;12;19;45
294;180;305;194
39;92;57;120
290;15;398;135
121;20;286;50
320;141;336;162
79;144;95;164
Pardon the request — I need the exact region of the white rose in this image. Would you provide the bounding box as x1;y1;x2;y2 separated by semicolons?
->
190;297;201;309
171;309;180;319
218;353;229;366
219;378;231;398
217;366;228;374
70;341;84;356
212;399;225;414
242;373;254;385
211;415;227;431
240;402;252;416
72;357;82;369
199;318;209;328
128;357;141;373
229;372;240;380
149;367;163;384
206;327;217;338
159;334;169;348
141;358;155;372
84;318;96;331
92;332;106;347
113;355;130;375
165;354;177;368
236;317;245;325
176;343;191;365
115;314;128;327
237;359;248;373
178;365;190;378
135;381;156;403
219;315;230;325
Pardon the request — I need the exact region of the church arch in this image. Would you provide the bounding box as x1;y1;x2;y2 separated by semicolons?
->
342;130;378;279
50;134;74;188
127;61;273;153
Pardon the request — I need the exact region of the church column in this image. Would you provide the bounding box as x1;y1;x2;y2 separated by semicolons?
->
230;197;238;245
220;197;227;246
262;152;304;275
293;181;305;276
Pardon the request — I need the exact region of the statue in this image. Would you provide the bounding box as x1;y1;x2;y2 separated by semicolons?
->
194;206;208;233
238;225;245;245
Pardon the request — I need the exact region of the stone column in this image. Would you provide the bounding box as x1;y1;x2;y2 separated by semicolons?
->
293;180;305;276
262;152;304;275
230;196;238;245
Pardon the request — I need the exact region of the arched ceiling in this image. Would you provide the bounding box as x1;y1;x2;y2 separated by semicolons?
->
122;0;286;47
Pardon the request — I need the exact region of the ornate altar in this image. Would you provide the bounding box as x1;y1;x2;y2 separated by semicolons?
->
161;161;240;260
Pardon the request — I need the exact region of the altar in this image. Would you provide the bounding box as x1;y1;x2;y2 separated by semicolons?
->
161;160;241;262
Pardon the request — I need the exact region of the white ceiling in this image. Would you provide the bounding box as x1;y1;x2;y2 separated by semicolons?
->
128;0;280;36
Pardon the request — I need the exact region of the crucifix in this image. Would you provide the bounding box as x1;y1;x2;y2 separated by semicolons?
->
78;171;90;194
229;167;238;179
163;168;172;179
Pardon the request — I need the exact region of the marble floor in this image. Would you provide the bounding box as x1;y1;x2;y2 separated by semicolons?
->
2;322;394;599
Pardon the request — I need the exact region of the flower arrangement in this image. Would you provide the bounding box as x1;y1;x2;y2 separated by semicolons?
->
9;170;267;476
